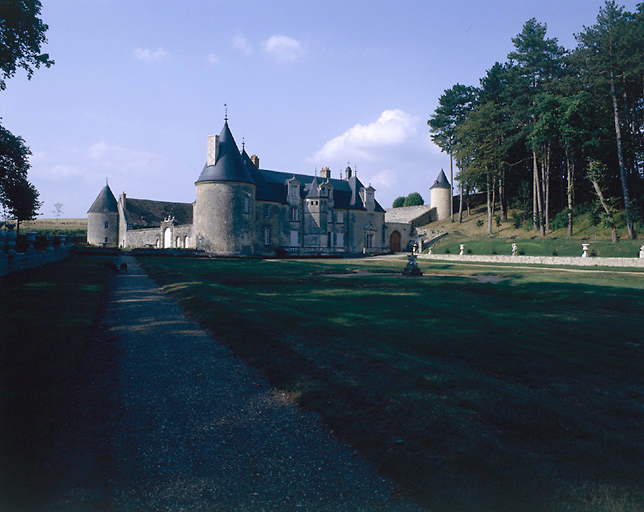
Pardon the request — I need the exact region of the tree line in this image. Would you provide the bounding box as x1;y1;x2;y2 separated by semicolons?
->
428;0;644;240
0;0;52;233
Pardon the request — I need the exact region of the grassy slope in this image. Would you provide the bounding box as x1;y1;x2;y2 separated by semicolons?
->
425;207;642;258
0;255;107;504
140;256;644;512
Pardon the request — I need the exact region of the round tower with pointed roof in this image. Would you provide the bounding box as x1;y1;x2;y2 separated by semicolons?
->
194;120;257;255
430;169;451;221
87;182;119;246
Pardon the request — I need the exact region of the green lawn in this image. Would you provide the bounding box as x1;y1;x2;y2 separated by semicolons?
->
0;255;108;505
139;256;644;512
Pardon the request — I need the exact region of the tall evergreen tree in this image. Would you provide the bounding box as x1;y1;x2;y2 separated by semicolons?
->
576;1;639;239
508;18;566;236
428;84;477;222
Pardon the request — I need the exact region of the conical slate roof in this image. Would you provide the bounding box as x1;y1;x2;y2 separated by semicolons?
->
305;176;321;198
88;184;118;213
430;169;451;189
196;121;255;185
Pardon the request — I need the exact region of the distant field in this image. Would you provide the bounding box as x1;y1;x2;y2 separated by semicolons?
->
18;218;87;237
139;256;644;512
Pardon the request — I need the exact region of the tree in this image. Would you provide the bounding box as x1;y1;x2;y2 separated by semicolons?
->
53;202;63;224
428;84;477;222
0;123;30;191
0;0;54;90
0;0;52;225
403;192;424;207
508;18;566;237
588;159;618;243
576;1;638;239
3;176;41;234
392;196;405;208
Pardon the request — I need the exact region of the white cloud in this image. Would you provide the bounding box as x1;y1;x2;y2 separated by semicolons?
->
262;34;305;63
207;53;219;64
310;110;446;208
86;141;165;175
233;33;253;55
313;109;418;163
134;47;170;62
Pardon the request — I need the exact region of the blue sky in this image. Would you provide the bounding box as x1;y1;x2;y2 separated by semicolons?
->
1;0;640;218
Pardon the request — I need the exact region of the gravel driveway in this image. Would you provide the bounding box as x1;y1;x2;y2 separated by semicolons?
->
41;256;424;511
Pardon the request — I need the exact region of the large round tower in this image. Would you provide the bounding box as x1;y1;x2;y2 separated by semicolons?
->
194;120;256;255
430;170;451;222
87;182;119;246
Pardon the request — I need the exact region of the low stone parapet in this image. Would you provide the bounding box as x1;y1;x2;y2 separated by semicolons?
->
419;253;644;268
0;227;72;277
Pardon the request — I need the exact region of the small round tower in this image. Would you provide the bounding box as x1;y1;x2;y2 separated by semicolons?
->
87;182;119;246
430;170;451;222
194;120;256;255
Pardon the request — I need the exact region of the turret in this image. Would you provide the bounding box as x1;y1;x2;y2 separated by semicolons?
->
87;182;119;246
430;170;451;221
194;120;256;255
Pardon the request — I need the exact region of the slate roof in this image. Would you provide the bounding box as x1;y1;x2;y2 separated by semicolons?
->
196;121;254;185
250;167;384;212
430;169;451;189
123;198;193;227
88;184;118;214
198;121;385;212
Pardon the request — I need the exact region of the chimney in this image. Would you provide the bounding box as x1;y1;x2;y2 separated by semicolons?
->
250;154;260;168
207;134;219;166
120;192;126;209
320;166;331;179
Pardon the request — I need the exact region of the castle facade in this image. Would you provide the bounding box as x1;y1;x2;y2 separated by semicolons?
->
88;120;410;256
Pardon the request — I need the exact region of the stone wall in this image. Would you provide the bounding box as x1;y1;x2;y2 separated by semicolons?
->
124;224;193;249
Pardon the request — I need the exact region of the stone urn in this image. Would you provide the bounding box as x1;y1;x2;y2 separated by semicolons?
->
582;243;589;258
5;224;16;252
26;232;37;250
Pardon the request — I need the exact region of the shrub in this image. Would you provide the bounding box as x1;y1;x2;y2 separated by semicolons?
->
476;219;484;228
444;248;451;254
392;196;405;208
495;215;502;228
403;192;424;207
550;210;570;230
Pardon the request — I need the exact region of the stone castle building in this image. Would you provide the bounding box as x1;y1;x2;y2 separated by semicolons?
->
88;120;452;255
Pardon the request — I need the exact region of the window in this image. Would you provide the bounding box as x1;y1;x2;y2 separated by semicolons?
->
289;207;299;222
335;232;344;248
264;226;272;246
263;204;271;218
242;196;250;213
104;221;109;229
336;211;344;224
365;233;374;249
290;230;299;247
104;237;108;243
289;183;299;198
